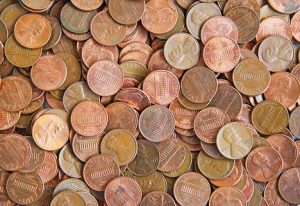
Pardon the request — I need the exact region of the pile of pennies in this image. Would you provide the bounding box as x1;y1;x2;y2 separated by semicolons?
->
0;0;300;205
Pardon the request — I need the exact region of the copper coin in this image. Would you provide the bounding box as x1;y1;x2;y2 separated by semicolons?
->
267;0;300;14
83;154;120;191
36;152;58;184
209;186;246;206
291;11;300;42
52;34;79;59
242;175;255;203
0;19;8;43
140;191;175;206
141;0;178;34
194;107;230;144
0;133;31;171
51;190;86;206
173;172;211;206
6;172;43;205
91;10;126;46
0;41;3;65
203;36;240;73
251;100;289;135
45;93;64;109
71;0;103;11
105;102;138;134
20;0;53;10
62;27;91;42
264;179;290;206
258;35;294;72
14;13;52;49
266;134;297;169
289;106;300;139
31;55;67;91
105;176;142;206
0;108;20;130
53;178;90;196
109;0;145;25
43;15;62;50
71;100;108;137
139;105;175;142
256;17;292;42
246;146;283;182
223;0;260;14
181;66;218;103
225;6;259;43
87;60;124;96
278;168;300;204
209;84;243;121
0;3;27;33
200;141;224;159
264;72;300;108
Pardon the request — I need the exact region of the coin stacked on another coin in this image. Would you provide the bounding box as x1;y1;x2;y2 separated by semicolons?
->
0;0;300;206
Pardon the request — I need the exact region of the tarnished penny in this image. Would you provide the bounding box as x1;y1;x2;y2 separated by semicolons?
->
0;108;20;130
140;191;175;206
223;0;260;14
71;0;103;11
105;177;142;206
264;179;290;206
20;0;53;10
134;171;167;196
36;152;58;184
42;15;61;50
0;3;27;33
164;33;200;70
246;146;283;182
51;191;86;206
201;141;224;159
141;0;178;34
87;60;124;96
31;55;67;91
14;13;52;49
267;0;300;14
174;172;211;206
278;168;300;204
209;186;246;206
71;100;108;136
289;106;300;139
291;11;300;42
233;59;271;96
53;178;89;196
0;41;3;65
139;105;175;142
0;19;8;43
59;144;83;178
83;154;120;191
52;34;79;59
251;100;289;135
203;36;240;73
6;172;43;205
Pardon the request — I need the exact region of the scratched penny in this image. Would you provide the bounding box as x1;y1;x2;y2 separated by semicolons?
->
135;171;167;196
36;152;58;184
225;6;259;43
105;177;142;206
174;172;211;206
83;154;120;191
91;10;126;46
139;105;175;142
251;100;289;135
223;0;260;14
32;114;69;151
109;0;144;25
82;38;118;68
101;129;138;166
197;151;235;180
264;72;300;108
246;146;283;182
51;190;86;206
87;60;124;96
264;179;290;206
186;2;221;39
14;13;52;49
71;0;103;11
258;35;294;72
209;186;246;206
267;0;300;14
140;191;175;206
203;36;240;73
233;59;271;96
59;144;83;178
164;33;200;70
0;76;32;112
6;172;43;205
0;3;27;33
0;108;20;130
71;100;108;136
266;134;297;169
278;168;300;204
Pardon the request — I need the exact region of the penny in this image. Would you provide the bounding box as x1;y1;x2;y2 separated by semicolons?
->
71;100;108;136
197;151;235;180
140;191;175;206
20;0;53;10
51;190;86;206
258;35;294;72
268;0;300;14
139;105;175;142
14;13;52;49
203;36;240;73
59;144;83;178
71;0;103;11
52;34;79;59
289;106;300;139
120;61;148;82
78;192;98;206
278;168;300;204
53;178;90;196
0;41;3;65
174;172;210;206
109;0;144;25
225;6;259;43
43;15;62;50
252;135;271;148
135;171;167;196
223;0;260;14
0;19;8;43
82;38;118;68
91;10;126;46
291;11;300;42
62;27;91;42
36;152;58;184
201;141;224;159
0;108;20;130
101;129;137;166
87;60;124;96
83;154;120;191
6;172;43;205
266;134;297;169
32;114;69;151
186;2;221;39
210;186;246;206
246;146;283;182
164;33;200;70
31;55;67;91
181;66;217;104
260;4;290;22
0;3;27;33
264;179;290;206
175;127;196;137
178;91;210;111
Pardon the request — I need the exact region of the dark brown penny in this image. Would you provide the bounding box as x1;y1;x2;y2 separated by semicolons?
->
289;106;300;139
139;105;175;142
278;168;300;204
71;100;108;137
140;191;175;206
36;152;58;184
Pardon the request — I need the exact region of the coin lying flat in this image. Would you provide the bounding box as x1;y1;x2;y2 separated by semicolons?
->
51;191;86;206
140;191;176;206
209;186;246;206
